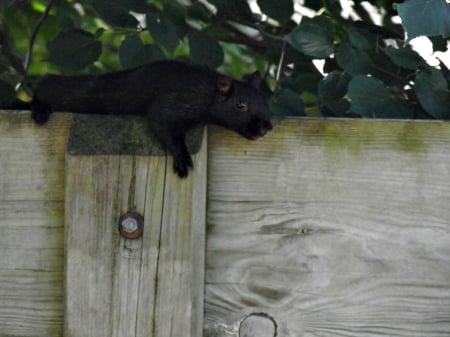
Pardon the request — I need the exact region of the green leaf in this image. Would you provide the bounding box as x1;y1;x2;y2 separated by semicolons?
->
335;42;373;75
418;67;447;91
397;0;450;42
366;49;405;86
347;28;372;50
318;71;351;117
441;62;450;87
382;46;424;70
119;35;165;69
1;48;25;74
414;68;450;119
270;88;305;116
321;99;351;117
318;71;350;103
186;2;211;23
257;0;293;24
146;13;180;52
189;34;224;69
284;72;321;94
48;30;102;71
304;106;322;117
347;75;415;119
164;2;189;38
348;75;389;117
92;0;138;27
377;99;415;119
286;16;334;58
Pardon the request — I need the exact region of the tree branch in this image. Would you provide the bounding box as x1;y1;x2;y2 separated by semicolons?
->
24;0;56;74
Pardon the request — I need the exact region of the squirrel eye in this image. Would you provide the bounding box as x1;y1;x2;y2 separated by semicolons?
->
236;101;248;111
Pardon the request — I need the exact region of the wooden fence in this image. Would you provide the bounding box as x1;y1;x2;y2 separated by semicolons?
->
1;110;450;337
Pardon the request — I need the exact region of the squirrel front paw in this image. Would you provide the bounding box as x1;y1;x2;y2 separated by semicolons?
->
31;101;52;125
173;152;193;178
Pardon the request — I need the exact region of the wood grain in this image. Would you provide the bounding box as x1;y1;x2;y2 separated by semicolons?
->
65;130;207;337
3;110;450;337
205;119;450;337
153;133;207;337
64;155;163;337
0;110;70;336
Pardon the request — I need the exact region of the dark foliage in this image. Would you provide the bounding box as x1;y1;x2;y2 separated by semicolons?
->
0;0;449;119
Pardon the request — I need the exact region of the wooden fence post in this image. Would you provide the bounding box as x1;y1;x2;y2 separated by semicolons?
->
64;116;207;337
0;111;70;337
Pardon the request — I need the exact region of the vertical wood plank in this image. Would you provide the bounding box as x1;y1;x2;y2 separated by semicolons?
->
65;156;123;337
65;130;207;337
65;155;167;337
0;111;70;337
110;156;166;337
153;130;208;337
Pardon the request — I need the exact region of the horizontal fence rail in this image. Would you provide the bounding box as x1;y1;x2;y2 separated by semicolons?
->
1;110;450;337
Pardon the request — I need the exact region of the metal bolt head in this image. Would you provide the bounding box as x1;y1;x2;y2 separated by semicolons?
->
118;211;144;239
121;217;138;233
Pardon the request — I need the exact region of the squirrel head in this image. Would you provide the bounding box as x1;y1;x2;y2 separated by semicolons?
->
211;71;272;140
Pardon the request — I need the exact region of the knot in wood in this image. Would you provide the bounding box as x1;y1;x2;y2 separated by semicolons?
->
239;313;277;337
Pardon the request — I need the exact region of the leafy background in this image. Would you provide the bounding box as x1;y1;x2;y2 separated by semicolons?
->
0;0;450;119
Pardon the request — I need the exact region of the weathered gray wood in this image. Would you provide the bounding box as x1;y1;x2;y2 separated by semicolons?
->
65;130;207;337
112;156;165;337
205;120;450;337
0;110;70;337
239;314;277;337
4;109;450;337
153;142;207;337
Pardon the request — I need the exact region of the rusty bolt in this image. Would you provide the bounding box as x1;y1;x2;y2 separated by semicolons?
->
118;211;144;239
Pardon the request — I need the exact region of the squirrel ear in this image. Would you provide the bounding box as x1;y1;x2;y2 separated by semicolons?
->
217;75;232;95
245;71;262;88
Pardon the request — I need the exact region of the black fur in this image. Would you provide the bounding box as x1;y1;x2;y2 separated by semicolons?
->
29;60;272;177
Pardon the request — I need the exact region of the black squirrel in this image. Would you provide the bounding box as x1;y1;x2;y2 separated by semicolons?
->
6;60;273;177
